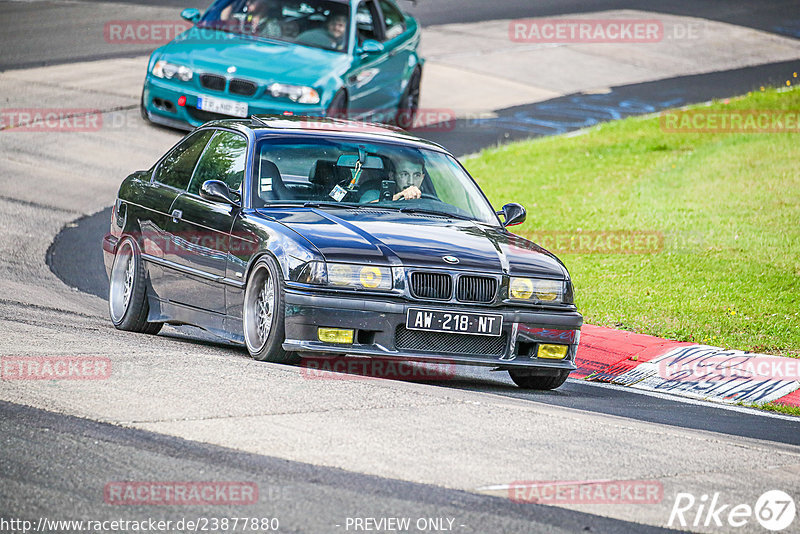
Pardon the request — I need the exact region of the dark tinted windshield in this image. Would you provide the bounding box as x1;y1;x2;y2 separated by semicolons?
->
199;0;350;52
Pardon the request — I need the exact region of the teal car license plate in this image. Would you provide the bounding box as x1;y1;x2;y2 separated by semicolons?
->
406;308;503;336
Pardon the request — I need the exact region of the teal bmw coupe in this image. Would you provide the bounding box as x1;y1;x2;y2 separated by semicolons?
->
141;0;423;130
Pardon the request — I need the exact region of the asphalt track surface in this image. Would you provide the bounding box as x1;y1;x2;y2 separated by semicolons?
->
0;400;681;534
4;0;800;532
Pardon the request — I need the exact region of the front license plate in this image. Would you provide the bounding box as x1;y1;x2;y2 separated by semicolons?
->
406;308;503;336
197;96;248;118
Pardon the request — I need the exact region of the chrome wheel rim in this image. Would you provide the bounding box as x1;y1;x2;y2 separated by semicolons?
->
244;263;274;353
109;240;135;323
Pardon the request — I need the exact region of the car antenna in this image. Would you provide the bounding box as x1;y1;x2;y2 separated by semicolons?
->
251;115;269;127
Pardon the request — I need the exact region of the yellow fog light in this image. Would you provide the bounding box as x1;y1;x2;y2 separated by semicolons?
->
510;277;534;299
359;266;382;288
318;328;354;344
537;344;568;359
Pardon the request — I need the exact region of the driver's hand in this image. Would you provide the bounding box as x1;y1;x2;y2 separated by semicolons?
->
393;185;421;201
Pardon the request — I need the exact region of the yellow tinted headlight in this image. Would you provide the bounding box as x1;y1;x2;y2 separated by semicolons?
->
326;263;392;290
532;279;562;302
510;277;534;299
359;266;383;288
509;277;563;303
328;263;354;286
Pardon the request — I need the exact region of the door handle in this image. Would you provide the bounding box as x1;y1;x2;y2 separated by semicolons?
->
171;209;182;223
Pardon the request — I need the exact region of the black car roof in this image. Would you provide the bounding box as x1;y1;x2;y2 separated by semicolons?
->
202;115;450;153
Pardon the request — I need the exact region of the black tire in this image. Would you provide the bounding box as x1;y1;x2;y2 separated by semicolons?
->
140;91;151;123
326;90;348;120
395;68;421;130
108;237;162;334
508;369;570;390
243;255;299;363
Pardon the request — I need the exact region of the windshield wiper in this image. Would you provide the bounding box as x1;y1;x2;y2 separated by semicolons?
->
397;207;472;220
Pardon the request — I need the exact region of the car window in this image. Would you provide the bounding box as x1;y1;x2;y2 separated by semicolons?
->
356;0;381;43
378;0;405;40
198;0;350;52
153;130;213;190
188;131;248;196
253;137;500;225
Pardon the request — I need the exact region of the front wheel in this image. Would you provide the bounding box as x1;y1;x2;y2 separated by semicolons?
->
326;90;348;120
140;91;151;123
396;68;421;130
243;256;298;363
108;237;162;334
508;369;570;390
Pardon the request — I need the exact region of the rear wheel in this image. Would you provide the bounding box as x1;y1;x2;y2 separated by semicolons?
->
396;68;421;130
508;369;570;390
243;256;299;363
108;237;162;334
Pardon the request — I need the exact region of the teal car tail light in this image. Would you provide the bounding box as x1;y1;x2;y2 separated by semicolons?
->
267;83;320;104
152;60;193;82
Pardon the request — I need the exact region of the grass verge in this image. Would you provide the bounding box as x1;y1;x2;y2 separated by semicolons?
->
467;87;799;357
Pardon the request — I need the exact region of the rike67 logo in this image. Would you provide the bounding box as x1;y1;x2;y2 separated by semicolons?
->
669;490;796;531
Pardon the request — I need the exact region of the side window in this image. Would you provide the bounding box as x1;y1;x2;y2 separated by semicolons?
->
153;130;213;189
188;131;248;196
378;0;405;40
356;0;380;43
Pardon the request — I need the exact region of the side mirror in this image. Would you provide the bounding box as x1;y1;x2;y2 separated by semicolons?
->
497;203;526;227
200;180;240;206
181;8;201;23
358;39;384;55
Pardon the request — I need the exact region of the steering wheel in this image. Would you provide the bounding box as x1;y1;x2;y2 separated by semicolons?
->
398;192;438;201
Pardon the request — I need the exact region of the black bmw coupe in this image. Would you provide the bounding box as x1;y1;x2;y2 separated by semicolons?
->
103;116;582;389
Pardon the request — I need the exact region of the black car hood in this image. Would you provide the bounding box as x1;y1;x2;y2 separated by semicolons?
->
260;207;568;279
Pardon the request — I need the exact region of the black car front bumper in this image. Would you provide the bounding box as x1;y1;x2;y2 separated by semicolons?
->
282;289;582;370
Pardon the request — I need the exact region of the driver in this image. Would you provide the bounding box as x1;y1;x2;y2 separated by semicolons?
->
391;160;424;200
358;158;426;203
296;12;348;50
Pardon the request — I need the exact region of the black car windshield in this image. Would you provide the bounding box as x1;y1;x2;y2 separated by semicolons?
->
198;0;350;52
253;136;501;226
